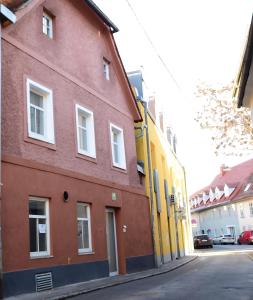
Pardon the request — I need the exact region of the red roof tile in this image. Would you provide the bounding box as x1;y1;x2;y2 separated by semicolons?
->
190;158;253;211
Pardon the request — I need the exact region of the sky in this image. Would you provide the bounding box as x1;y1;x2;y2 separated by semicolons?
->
94;0;253;194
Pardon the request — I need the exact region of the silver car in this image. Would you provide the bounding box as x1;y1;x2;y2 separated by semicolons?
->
213;234;236;245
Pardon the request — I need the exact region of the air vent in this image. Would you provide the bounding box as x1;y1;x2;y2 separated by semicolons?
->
35;272;53;292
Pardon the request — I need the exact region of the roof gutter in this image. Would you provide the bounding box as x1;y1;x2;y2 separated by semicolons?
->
85;0;119;33
0;5;15;298
0;4;16;23
191;200;231;213
237;14;253;108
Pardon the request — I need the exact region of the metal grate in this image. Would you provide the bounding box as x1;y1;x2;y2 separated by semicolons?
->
35;272;53;292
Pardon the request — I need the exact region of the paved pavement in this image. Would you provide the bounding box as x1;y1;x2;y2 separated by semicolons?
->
71;244;253;300
6;255;196;300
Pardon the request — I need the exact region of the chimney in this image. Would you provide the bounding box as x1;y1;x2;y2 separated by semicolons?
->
159;112;164;132
148;95;156;120
166;127;172;145
220;164;226;176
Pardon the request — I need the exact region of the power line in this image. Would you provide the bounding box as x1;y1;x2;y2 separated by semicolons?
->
125;0;182;91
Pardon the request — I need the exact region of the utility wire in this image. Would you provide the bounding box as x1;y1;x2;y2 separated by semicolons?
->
125;0;182;91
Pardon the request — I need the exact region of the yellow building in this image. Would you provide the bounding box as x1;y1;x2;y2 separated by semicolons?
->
129;71;192;266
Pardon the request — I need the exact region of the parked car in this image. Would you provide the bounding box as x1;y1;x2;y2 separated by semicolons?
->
213;234;236;245
194;234;213;249
237;231;253;245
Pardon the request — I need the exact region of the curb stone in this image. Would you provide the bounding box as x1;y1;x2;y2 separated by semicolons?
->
57;256;198;300
7;256;198;300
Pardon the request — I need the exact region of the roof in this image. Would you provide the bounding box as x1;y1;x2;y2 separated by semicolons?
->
190;158;253;212
2;0;119;32
234;14;253;108
3;0;142;121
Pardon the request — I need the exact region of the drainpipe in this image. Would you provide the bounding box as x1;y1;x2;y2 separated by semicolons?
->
0;5;16;298
182;166;193;254
142;101;158;268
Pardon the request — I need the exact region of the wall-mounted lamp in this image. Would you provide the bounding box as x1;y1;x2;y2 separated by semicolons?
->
123;225;127;233
63;191;69;202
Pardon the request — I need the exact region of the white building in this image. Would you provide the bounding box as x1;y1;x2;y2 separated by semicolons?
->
190;160;253;238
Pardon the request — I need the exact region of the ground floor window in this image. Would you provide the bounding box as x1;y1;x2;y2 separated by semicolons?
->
77;203;92;253
29;197;50;257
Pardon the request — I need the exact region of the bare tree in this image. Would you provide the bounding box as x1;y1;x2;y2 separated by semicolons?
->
195;81;253;156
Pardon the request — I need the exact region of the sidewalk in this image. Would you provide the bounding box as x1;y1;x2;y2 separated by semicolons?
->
7;255;197;300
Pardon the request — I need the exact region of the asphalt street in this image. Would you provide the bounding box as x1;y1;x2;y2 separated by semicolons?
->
71;245;253;300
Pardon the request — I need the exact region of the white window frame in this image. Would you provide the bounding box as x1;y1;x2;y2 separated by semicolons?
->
103;59;110;80
29;197;50;258
27;79;55;144
75;104;96;158
42;12;53;38
77;203;92;254
249;203;253;217
110;123;126;170
239;203;245;218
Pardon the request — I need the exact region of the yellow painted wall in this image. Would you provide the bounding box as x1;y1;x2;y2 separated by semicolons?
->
135;103;192;265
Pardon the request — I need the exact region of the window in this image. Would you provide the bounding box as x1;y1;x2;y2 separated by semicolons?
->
110;123;126;169
77;203;92;253
76;105;96;158
103;59;110;80
244;183;251;192
29;197;50;257
249;203;253;217
227;205;232;216
27;79;55;144
240;203;245;218
43;12;53;38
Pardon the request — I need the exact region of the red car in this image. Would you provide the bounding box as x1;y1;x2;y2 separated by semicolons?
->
237;231;253;245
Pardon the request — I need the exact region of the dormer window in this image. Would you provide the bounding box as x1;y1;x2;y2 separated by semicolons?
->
43;12;53;38
209;189;215;202
244;183;251;192
103;58;110;80
215;187;223;200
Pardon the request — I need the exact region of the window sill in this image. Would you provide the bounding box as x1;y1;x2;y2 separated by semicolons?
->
111;164;127;174
78;251;95;256
30;255;53;260
24;136;56;151
76;153;97;164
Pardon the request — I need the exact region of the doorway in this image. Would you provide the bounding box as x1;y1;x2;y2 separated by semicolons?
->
106;209;118;276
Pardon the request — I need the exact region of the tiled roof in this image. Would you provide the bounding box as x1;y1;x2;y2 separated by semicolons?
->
190;158;253;211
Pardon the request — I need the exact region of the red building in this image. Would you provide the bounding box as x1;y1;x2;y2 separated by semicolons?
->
1;0;154;297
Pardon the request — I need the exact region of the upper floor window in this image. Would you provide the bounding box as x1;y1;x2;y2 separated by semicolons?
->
103;58;110;80
239;203;245;218
43;12;53;38
76;104;96;158
77;203;92;253
244;183;251;192
110;123;126;169
29;197;50;258
249;203;253;217
27;79;55;144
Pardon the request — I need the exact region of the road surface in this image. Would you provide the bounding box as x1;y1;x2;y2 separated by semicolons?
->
72;245;253;300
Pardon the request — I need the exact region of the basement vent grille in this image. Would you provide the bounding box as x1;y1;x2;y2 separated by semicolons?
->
35;272;53;292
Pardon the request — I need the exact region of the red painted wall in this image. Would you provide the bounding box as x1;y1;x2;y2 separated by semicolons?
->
2;0;140;187
1;0;153;275
2;158;153;273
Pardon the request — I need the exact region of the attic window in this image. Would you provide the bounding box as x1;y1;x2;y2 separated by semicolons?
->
244;183;251;192
43;12;53;38
103;58;110;80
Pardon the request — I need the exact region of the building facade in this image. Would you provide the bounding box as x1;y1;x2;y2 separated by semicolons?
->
1;1;154;297
190;160;253;239
129;71;192;267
